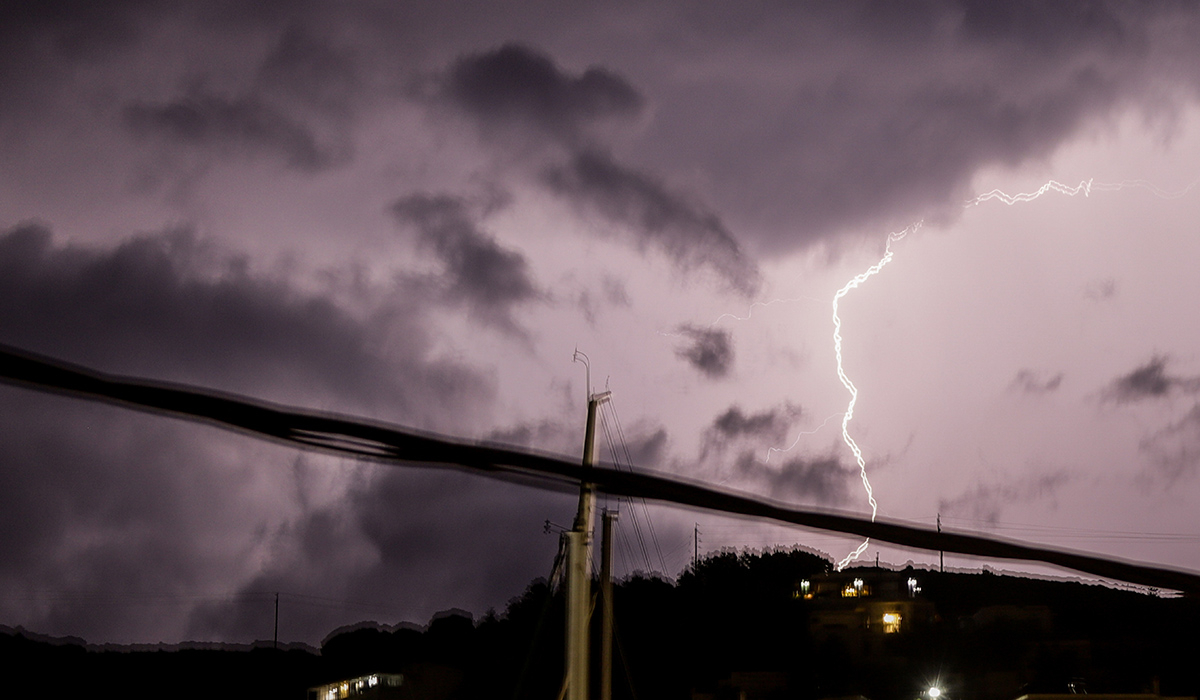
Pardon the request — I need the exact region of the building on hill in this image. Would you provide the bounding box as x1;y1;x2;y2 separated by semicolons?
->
308;673;405;700
799;567;938;646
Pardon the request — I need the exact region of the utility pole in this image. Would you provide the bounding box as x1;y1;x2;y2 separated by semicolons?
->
693;523;700;572
273;592;279;650
600;509;618;700
938;513;943;573
565;371;611;700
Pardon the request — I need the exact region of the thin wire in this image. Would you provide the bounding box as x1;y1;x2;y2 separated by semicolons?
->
606;399;669;574
600;409;654;572
925;515;1200;542
615;525;633;577
617;522;637;577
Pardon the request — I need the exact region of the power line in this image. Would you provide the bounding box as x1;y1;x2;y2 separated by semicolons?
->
3;343;1199;594
605;400;669;575
913;515;1200;543
598;400;669;575
598;408;653;572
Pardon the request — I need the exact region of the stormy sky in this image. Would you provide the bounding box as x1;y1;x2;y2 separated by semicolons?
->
4;1;1200;645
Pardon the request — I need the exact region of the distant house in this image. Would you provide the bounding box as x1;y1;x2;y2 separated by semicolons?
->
799;567;938;644
308;673;405;700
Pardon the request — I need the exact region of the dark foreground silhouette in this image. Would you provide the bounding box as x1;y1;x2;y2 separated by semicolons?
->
5;548;1199;700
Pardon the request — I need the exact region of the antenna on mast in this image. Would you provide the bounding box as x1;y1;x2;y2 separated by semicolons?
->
573;347;591;398
564;347;612;700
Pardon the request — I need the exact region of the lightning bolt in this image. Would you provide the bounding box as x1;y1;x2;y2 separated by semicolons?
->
832;222;920;570
829;176;1192;571
968;178;1095;205
968;178;1196;206
708;296;822;327
764;412;842;464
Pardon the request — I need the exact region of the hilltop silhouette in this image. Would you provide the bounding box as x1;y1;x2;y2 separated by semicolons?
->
5;548;1199;700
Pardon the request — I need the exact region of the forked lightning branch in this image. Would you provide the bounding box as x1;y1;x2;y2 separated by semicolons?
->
828;178;1192;570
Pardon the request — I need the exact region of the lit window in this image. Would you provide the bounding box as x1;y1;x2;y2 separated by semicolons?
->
882;611;902;633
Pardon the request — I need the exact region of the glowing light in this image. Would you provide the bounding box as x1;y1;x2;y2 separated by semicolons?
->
832;222;920;570
928;687;942;698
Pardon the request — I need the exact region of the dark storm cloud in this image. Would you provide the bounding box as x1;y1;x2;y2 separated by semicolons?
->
436;44;759;294
621;428;669;469
487;418;667;473
672;324;733;379
574;275;631;326
0;390;292;643
630;1;1200;252
0;222;514;644
8;0;1200;648
735;451;853;505
443;43;644;144
1085;278;1118;301
256;25;360;115
187;468;572;643
0;3;372;135
1139;404;1200;484
10;2;1200;256
0;0;161;63
0;2;345;71
0;222;488;420
488;420;580;458
1104;357;1200;403
938;472;1070;525
712;405;793;440
1114;358;1172;399
391;193;539;331
1011;369;1064;394
951;1;1127;48
124;91;340;171
543;150;760;294
701;404;799;460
